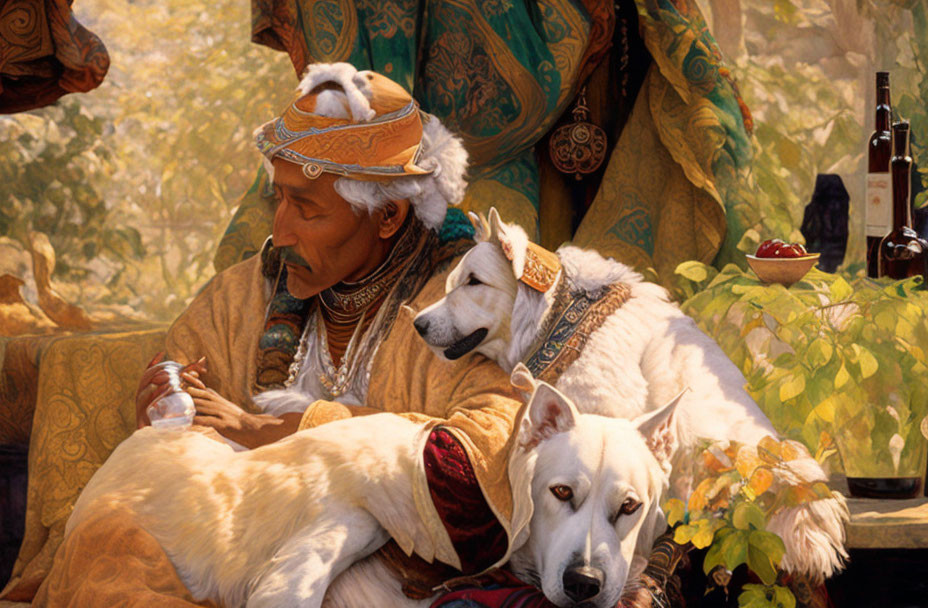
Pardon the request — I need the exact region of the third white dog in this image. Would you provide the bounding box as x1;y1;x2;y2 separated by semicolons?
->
414;208;849;582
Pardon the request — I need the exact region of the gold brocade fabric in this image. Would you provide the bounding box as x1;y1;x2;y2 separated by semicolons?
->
572;64;726;285
1;328;167;601
0;0;109;113
459;177;542;241
0;334;59;445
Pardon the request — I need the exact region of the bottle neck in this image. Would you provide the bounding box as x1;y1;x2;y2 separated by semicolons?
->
876;86;891;132
891;154;912;229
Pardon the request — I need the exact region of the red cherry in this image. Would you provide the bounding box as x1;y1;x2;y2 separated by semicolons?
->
756;239;785;258
778;243;807;258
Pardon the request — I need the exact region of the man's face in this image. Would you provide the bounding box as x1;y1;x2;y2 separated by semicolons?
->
271;160;385;299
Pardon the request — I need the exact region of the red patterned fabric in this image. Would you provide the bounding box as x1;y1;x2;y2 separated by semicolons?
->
424;427;508;574
430;570;553;608
0;0;109;113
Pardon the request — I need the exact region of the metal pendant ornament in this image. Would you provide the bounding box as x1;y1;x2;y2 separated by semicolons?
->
548;85;607;180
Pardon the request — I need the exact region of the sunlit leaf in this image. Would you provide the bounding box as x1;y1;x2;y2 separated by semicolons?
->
778;374;805;402
674;524;697;545
733;501;767;531
747;467;774;496
747;530;785;585
664;498;686;527
834;364;850;389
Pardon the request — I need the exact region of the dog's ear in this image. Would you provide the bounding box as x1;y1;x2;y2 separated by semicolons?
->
634;387;688;472
469;211;492;242
487;207;504;243
519;381;579;448
510;363;536;396
488;207;530;280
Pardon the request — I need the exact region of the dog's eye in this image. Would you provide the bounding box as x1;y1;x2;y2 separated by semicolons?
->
620;499;641;516
550;485;573;502
466;274;483;286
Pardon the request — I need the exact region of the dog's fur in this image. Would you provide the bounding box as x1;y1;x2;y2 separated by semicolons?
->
67;415;436;608
414;208;849;581
66;369;683;608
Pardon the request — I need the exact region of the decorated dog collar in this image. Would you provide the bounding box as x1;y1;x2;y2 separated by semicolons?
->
524;280;632;384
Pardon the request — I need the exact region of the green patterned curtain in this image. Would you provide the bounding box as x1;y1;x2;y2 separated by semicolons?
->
218;0;756;286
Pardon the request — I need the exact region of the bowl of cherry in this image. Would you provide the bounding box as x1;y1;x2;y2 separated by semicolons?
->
746;239;820;286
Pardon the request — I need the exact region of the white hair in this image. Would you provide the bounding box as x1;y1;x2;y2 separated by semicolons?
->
333;115;468;230
265;63;469;231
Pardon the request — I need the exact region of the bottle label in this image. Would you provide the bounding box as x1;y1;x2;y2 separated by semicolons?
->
866;173;892;237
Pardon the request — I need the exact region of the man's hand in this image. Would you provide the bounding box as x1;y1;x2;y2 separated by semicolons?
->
134;353;206;429
185;374;301;448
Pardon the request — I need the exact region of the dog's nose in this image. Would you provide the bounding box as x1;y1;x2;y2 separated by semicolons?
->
562;565;603;603
413;317;430;336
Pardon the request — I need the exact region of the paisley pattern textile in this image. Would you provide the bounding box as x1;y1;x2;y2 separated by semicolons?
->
31;506;214;607
1;328;167;600
218;0;608;258
0;334;59;445
0;0;109;113
253;252;313;392
524;281;632;383
573;65;729;282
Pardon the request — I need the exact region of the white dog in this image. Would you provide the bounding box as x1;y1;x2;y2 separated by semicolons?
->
66;368;683;608
67;415;435;608
504;365;685;608
414;208;849;581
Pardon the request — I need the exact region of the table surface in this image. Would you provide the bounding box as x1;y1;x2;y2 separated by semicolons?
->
846;495;928;549
828;475;928;549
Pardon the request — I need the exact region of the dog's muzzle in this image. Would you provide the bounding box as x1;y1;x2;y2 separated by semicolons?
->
562;565;604;604
443;328;489;360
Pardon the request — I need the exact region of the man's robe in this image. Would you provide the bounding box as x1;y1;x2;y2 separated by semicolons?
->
23;250;524;605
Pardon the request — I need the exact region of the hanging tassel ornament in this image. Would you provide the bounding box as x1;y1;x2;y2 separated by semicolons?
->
548;85;607;180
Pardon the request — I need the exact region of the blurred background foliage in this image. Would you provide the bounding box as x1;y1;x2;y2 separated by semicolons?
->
0;0;293;321
0;0;925;322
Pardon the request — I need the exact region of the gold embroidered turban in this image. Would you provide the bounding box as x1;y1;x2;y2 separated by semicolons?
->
254;62;433;182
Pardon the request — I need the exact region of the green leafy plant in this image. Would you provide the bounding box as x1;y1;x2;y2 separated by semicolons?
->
739;583;796;608
0;99;141;280
675;261;928;475
662;435;838;607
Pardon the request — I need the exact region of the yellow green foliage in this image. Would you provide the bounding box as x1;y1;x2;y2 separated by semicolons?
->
677;261;928;477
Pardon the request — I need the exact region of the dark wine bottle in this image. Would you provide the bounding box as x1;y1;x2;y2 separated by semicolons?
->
866;72;893;278
878;121;928;281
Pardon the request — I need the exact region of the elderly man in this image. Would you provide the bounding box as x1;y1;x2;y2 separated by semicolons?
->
30;63;522;605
